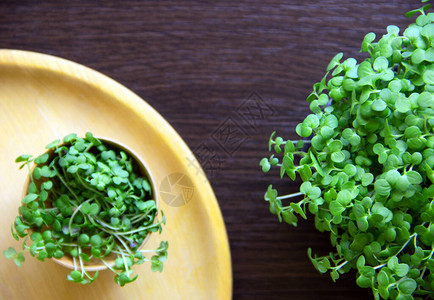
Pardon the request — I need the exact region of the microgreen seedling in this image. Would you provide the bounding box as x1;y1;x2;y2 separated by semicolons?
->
261;5;434;299
4;132;168;286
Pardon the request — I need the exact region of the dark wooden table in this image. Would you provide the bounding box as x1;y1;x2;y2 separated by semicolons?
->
0;1;423;299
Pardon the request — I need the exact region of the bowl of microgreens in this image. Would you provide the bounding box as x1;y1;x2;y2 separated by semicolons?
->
4;132;168;286
260;3;433;300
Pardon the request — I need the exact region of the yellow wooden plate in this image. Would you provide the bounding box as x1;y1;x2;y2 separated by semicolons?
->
0;49;232;300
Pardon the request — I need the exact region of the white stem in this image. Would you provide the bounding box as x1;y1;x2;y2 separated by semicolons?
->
277;192;304;200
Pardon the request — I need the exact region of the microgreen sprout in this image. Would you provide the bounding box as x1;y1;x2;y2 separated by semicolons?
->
4;132;168;286
261;5;434;300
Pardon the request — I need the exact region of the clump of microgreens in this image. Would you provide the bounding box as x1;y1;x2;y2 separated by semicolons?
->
4;132;168;286
260;4;434;300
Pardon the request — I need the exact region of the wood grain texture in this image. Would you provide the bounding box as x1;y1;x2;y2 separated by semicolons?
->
0;1;423;299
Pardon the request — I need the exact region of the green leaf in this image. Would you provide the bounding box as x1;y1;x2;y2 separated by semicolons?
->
360;266;375;278
81;202;100;216
358;61;375;78
298;164;312;181
318;94;329;105
90;235;102;247
372;99;387;112
357;255;366;269
39;190;48;202
377;269;389;287
14;252;25;266
423;69;434;85
320;126;334;139
304;114;320;129
336;190;352;206
387;256;398;270
411;48;425;64
361;173;374;186
379;286;389;299
45;139;60;149
3;247;17;259
33;167;41;180
39;166;51;178
290;203;307;219
22;193;38;204
78;234;90;245
395;263;409;277
30;232;42;241
268;131;276;151
42;181;53;191
300;182;312;195
373;56;388;72
417;91;434;108
356;275;372;288
63;133;77;143
406;171;422;185
15;154;32;163
351;233;372;252
374;179;391;197
142;179;151;191
404;126;421;139
260;158;271;173
328;140;343;152
53;250;64;259
384;227;396;242
112;176;122;185
135;200;156;212
66;164;78;174
331;151;345;163
329;201;345;216
343;164;357;177
85;132;102;146
282;211;298;226
45;243;56;256
68;270;83;282
397;278;417;295
330;269;339;282
35;153;49;164
396;97;411;113
327;52;343;71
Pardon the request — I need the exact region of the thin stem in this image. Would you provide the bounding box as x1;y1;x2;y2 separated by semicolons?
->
121;251;130;278
388;275;409;289
26;161;35;187
52;165;80;203
318;208;351;219
114;234;133;255
139;248;165;254
91;216;122;231
283;140;312;144
110;223;161;236
101;259;120;275
84;143;94;152
373;263;386;270
78;247;85;276
277;192;303;200
94;218;161;236
130;213;152;225
68;198;94;234
73;256;77;271
60;243;80;247
420;244;434;280
42;207;59;212
110;249;154;263
332;260;348;271
276;164;302;168
74;174;105;198
395;233;417;257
